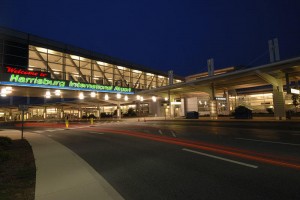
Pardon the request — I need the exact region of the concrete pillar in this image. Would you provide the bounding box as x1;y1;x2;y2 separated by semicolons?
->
117;102;121;119
168;91;172;118
180;98;186;117
97;106;101;118
60;106;64;119
209;83;218;119
273;85;286;120
43;107;47;119
136;101;141;116
9;109;12;121
170;104;175;118
225;90;230;115
78;106;82;119
149;100;161;117
209;100;218;119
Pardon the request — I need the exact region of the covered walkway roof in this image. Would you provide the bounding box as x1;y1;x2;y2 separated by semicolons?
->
137;57;300;98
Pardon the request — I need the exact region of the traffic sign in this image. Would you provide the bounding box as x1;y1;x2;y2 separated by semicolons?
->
18;105;29;111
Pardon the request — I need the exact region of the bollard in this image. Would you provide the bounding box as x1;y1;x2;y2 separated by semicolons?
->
65;119;69;128
90;117;94;125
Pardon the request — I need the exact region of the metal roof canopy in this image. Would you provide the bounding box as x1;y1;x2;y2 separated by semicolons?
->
0;26;184;80
137;57;300;98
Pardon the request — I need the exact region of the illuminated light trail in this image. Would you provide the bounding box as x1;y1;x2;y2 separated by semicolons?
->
86;127;300;170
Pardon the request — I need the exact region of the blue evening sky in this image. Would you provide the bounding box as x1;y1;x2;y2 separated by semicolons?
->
1;0;300;76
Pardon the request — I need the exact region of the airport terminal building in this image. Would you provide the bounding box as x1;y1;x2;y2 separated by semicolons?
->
1;27;300;121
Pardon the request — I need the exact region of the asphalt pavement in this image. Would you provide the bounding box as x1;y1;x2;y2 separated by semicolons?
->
1;118;300;200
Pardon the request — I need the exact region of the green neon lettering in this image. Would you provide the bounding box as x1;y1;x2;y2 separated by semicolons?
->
19;77;25;83
9;74;19;82
26;77;35;83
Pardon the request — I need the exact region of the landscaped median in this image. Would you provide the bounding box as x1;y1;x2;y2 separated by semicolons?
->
0;136;36;200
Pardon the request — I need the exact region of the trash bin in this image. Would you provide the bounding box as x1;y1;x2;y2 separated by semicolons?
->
186;111;199;119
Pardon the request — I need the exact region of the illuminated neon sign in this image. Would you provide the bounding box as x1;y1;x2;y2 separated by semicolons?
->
10;74;66;87
5;66;50;77
6;74;133;94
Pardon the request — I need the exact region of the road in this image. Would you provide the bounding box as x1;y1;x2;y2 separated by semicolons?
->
25;120;300;200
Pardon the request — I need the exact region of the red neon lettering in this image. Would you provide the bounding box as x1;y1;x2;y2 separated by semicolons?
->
5;66;48;77
39;72;48;77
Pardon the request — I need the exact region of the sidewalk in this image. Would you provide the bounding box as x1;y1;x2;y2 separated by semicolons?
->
0;129;124;200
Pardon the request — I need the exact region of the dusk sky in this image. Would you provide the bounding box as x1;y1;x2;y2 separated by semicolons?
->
1;0;300;76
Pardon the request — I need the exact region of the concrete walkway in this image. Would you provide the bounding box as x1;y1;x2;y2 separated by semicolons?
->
0;129;124;200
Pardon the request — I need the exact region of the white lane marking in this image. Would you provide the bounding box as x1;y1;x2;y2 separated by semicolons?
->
182;148;258;169
293;133;300;136
171;130;177;138
236;138;300;146
56;128;64;131
158;130;163;135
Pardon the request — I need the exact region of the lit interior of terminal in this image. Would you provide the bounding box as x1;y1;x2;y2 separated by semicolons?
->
1;27;300;121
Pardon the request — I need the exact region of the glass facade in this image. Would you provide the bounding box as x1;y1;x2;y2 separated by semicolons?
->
28;45;182;89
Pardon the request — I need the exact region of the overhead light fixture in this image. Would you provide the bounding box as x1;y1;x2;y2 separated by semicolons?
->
249;93;273;97
136;95;141;100
5;87;12;94
152;96;157;102
70;55;80;60
140;96;144;102
116;93;121;99
104;94;109;100
79;92;84;99
124;95;128;101
91;92;96;98
133;70;142;73
117;66;125;70
1;88;7;97
55;90;61;96
97;61;108;66
45;91;51;98
164;97;168;101
36;47;48;53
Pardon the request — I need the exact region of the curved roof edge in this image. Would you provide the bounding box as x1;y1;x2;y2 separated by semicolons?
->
0;26;184;80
